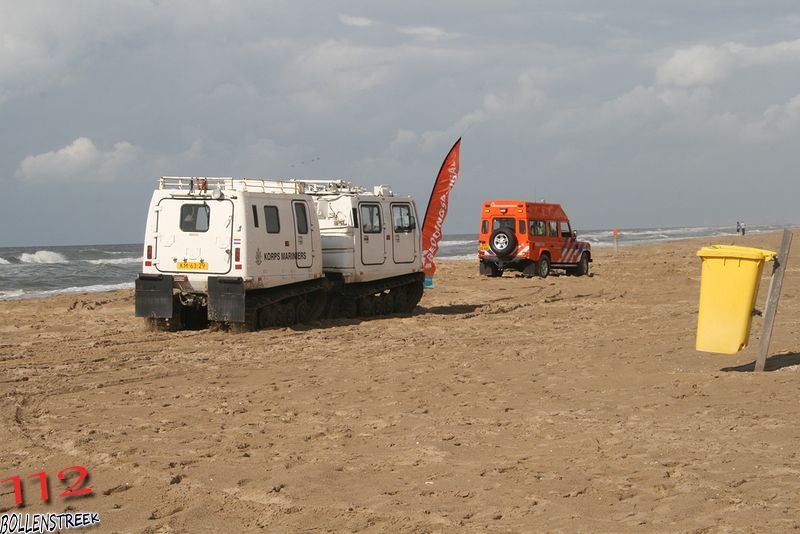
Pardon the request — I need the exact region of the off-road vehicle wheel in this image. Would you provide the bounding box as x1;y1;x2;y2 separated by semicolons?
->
489;228;517;257
522;261;538;278
479;261;502;277
575;253;589;276
536;255;550;278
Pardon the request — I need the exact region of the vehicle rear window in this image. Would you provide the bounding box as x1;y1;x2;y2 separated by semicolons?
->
518;220;526;234
481;220;488;233
492;218;515;231
180;204;210;232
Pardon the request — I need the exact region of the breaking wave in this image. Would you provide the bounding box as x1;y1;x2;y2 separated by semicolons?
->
438;254;475;261
18;251;69;264
0;282;134;301
439;239;477;247
0;257;10;265
85;257;142;265
82;248;126;255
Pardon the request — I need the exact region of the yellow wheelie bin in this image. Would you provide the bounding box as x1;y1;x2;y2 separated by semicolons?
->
696;245;776;354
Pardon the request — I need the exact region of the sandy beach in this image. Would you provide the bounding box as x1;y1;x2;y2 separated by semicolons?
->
3;232;800;533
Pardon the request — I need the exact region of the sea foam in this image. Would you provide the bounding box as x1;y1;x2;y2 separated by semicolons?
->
0;282;134;301
438;239;477;247
18;250;69;264
86;257;143;265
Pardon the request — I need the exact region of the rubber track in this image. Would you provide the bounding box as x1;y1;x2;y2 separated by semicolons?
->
341;272;425;299
242;278;330;330
156;272;425;332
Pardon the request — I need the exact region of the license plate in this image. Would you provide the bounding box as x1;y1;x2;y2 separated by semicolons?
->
479;243;489;251
177;261;208;270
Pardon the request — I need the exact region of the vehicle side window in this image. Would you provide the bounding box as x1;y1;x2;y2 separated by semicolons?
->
252;205;259;228
180;204;210;232
392;204;415;233
264;205;280;233
560;222;571;238
481;220;488;233
492;217;515;231
530;220;546;236
294;202;309;235
518;220;526;234
548;221;558;236
360;204;382;233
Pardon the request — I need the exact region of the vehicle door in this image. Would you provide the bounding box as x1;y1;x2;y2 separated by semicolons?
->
155;198;233;274
292;200;314;268
529;220;547;259
558;221;577;263
391;203;418;263
359;202;386;265
489;217;517;254
546;220;562;262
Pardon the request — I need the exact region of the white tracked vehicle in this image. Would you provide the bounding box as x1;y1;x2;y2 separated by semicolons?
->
135;176;425;330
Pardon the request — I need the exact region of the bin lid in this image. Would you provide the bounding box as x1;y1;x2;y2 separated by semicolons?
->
697;244;776;261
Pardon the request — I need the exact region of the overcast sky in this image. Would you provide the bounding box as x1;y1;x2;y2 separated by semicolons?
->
2;1;800;246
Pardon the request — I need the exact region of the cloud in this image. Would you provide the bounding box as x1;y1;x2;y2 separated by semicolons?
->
339;14;372;28
394;69;548;152
656;45;736;87
543;84;693;137
397;26;459;42
656;38;800;88
293;40;390;98
740;93;800;142
0;2;161;104
731;39;800;65
0;31;59;104
151;134;315;179
16;137;142;182
287;39;468;110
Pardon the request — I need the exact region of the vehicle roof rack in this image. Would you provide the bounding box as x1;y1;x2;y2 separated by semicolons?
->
157;176;390;196
159;176;306;194
292;179;366;194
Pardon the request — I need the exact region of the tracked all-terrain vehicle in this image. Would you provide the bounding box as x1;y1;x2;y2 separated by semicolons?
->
135;177;424;330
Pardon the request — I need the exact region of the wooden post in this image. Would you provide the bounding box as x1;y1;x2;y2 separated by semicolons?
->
754;229;793;372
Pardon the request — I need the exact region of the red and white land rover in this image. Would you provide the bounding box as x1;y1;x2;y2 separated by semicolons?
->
478;200;592;278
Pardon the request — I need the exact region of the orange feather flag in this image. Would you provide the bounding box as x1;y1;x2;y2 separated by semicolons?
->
421;138;461;287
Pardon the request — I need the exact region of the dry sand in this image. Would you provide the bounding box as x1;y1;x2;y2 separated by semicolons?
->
3;232;800;533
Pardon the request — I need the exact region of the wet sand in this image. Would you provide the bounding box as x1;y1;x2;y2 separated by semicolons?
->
2;232;800;532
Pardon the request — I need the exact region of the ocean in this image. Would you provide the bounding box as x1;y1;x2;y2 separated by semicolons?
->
0;224;792;300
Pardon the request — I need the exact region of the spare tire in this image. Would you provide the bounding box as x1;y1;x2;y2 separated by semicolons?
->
489;228;517;257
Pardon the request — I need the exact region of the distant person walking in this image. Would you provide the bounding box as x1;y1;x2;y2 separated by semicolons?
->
736;221;741;234
741;222;746;236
